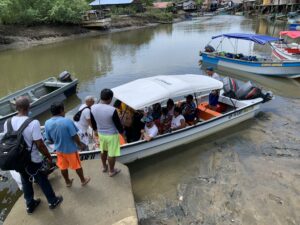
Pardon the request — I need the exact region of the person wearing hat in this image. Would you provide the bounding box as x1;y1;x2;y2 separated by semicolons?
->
206;67;221;81
140;115;158;142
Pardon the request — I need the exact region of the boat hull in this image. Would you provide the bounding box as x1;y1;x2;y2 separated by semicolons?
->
201;52;300;78
0;79;78;132
271;44;300;61
70;101;261;164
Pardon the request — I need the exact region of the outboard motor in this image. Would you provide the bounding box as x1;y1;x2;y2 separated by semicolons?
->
58;71;73;82
204;45;215;53
223;77;238;98
236;81;262;100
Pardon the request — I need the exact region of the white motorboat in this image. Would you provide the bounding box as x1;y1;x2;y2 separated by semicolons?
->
271;31;300;61
61;74;272;164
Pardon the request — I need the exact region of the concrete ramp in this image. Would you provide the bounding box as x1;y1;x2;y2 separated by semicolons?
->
4;160;138;225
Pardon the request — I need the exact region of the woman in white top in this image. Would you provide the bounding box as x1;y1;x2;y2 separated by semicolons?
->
171;107;186;131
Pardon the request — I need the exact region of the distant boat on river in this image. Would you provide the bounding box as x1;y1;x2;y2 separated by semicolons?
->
200;33;300;78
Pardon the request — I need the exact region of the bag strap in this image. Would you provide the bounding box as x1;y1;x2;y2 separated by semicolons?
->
79;106;89;113
6;118;13;134
17;118;34;136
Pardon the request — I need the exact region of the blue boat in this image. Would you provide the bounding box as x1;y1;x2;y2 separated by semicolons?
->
289;23;300;31
200;33;300;79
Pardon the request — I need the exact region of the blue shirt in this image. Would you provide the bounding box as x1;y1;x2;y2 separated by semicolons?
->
45;116;79;154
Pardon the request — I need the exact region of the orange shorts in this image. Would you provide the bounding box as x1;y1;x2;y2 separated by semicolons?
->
56;152;81;170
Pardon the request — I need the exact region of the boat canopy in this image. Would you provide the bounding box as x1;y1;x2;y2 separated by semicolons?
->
112;75;223;110
279;31;300;39
212;33;281;45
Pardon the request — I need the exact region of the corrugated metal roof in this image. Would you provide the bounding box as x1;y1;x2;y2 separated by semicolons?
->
90;0;134;6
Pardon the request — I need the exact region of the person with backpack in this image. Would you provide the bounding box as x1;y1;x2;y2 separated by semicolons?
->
1;96;63;214
73;96;95;147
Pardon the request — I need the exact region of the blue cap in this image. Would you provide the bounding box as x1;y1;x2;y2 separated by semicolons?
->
141;115;153;123
206;67;214;71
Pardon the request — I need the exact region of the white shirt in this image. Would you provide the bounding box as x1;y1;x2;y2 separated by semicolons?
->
75;104;91;133
4;116;43;163
171;115;185;129
144;124;158;138
212;73;222;82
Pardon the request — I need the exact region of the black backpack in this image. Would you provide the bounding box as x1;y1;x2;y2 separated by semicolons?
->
0;118;33;171
73;106;89;122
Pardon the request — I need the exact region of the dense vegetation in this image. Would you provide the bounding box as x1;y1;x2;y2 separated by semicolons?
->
0;0;90;25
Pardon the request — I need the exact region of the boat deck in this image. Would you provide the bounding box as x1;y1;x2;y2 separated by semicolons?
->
4;160;138;225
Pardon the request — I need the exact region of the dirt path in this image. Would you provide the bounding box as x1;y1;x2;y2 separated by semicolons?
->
135;97;300;225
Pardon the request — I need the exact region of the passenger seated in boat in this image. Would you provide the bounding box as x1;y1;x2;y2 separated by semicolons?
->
140;116;158;142
208;90;219;111
171;107;186;131
127;110;144;143
182;94;197;125
167;99;175;117
159;107;172;134
113;100;123;118
118;104;135;142
152;103;162;127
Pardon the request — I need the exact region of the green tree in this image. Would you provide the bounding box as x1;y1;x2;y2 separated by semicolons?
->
0;0;89;25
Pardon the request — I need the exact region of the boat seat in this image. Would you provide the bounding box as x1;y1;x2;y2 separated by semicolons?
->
32;86;50;98
197;102;222;121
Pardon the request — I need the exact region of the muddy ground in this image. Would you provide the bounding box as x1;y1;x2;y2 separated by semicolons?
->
133;97;300;225
0;16;160;51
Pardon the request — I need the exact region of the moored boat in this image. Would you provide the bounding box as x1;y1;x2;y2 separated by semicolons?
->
49;75;272;164
0;72;78;132
271;31;300;61
200;33;300;78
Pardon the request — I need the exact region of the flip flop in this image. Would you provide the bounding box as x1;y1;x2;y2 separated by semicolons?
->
109;169;121;177
81;177;91;186
66;179;74;188
102;165;108;173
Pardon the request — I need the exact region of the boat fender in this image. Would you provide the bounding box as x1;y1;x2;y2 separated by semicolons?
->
204;45;215;53
58;71;73;82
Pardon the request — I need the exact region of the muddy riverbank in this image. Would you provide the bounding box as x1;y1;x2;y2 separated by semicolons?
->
130;96;300;225
0;15;182;52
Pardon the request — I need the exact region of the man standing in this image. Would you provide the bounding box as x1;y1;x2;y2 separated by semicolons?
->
91;89;124;177
45;102;90;187
74;96;95;146
3;96;62;214
206;67;222;81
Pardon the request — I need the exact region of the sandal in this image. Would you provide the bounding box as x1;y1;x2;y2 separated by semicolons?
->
109;169;121;177
81;177;91;186
66;178;74;188
102;165;108;173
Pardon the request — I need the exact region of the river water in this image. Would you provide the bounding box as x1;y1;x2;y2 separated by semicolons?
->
0;15;299;224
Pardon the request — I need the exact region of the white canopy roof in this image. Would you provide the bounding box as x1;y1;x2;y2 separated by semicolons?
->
112;74;223;110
